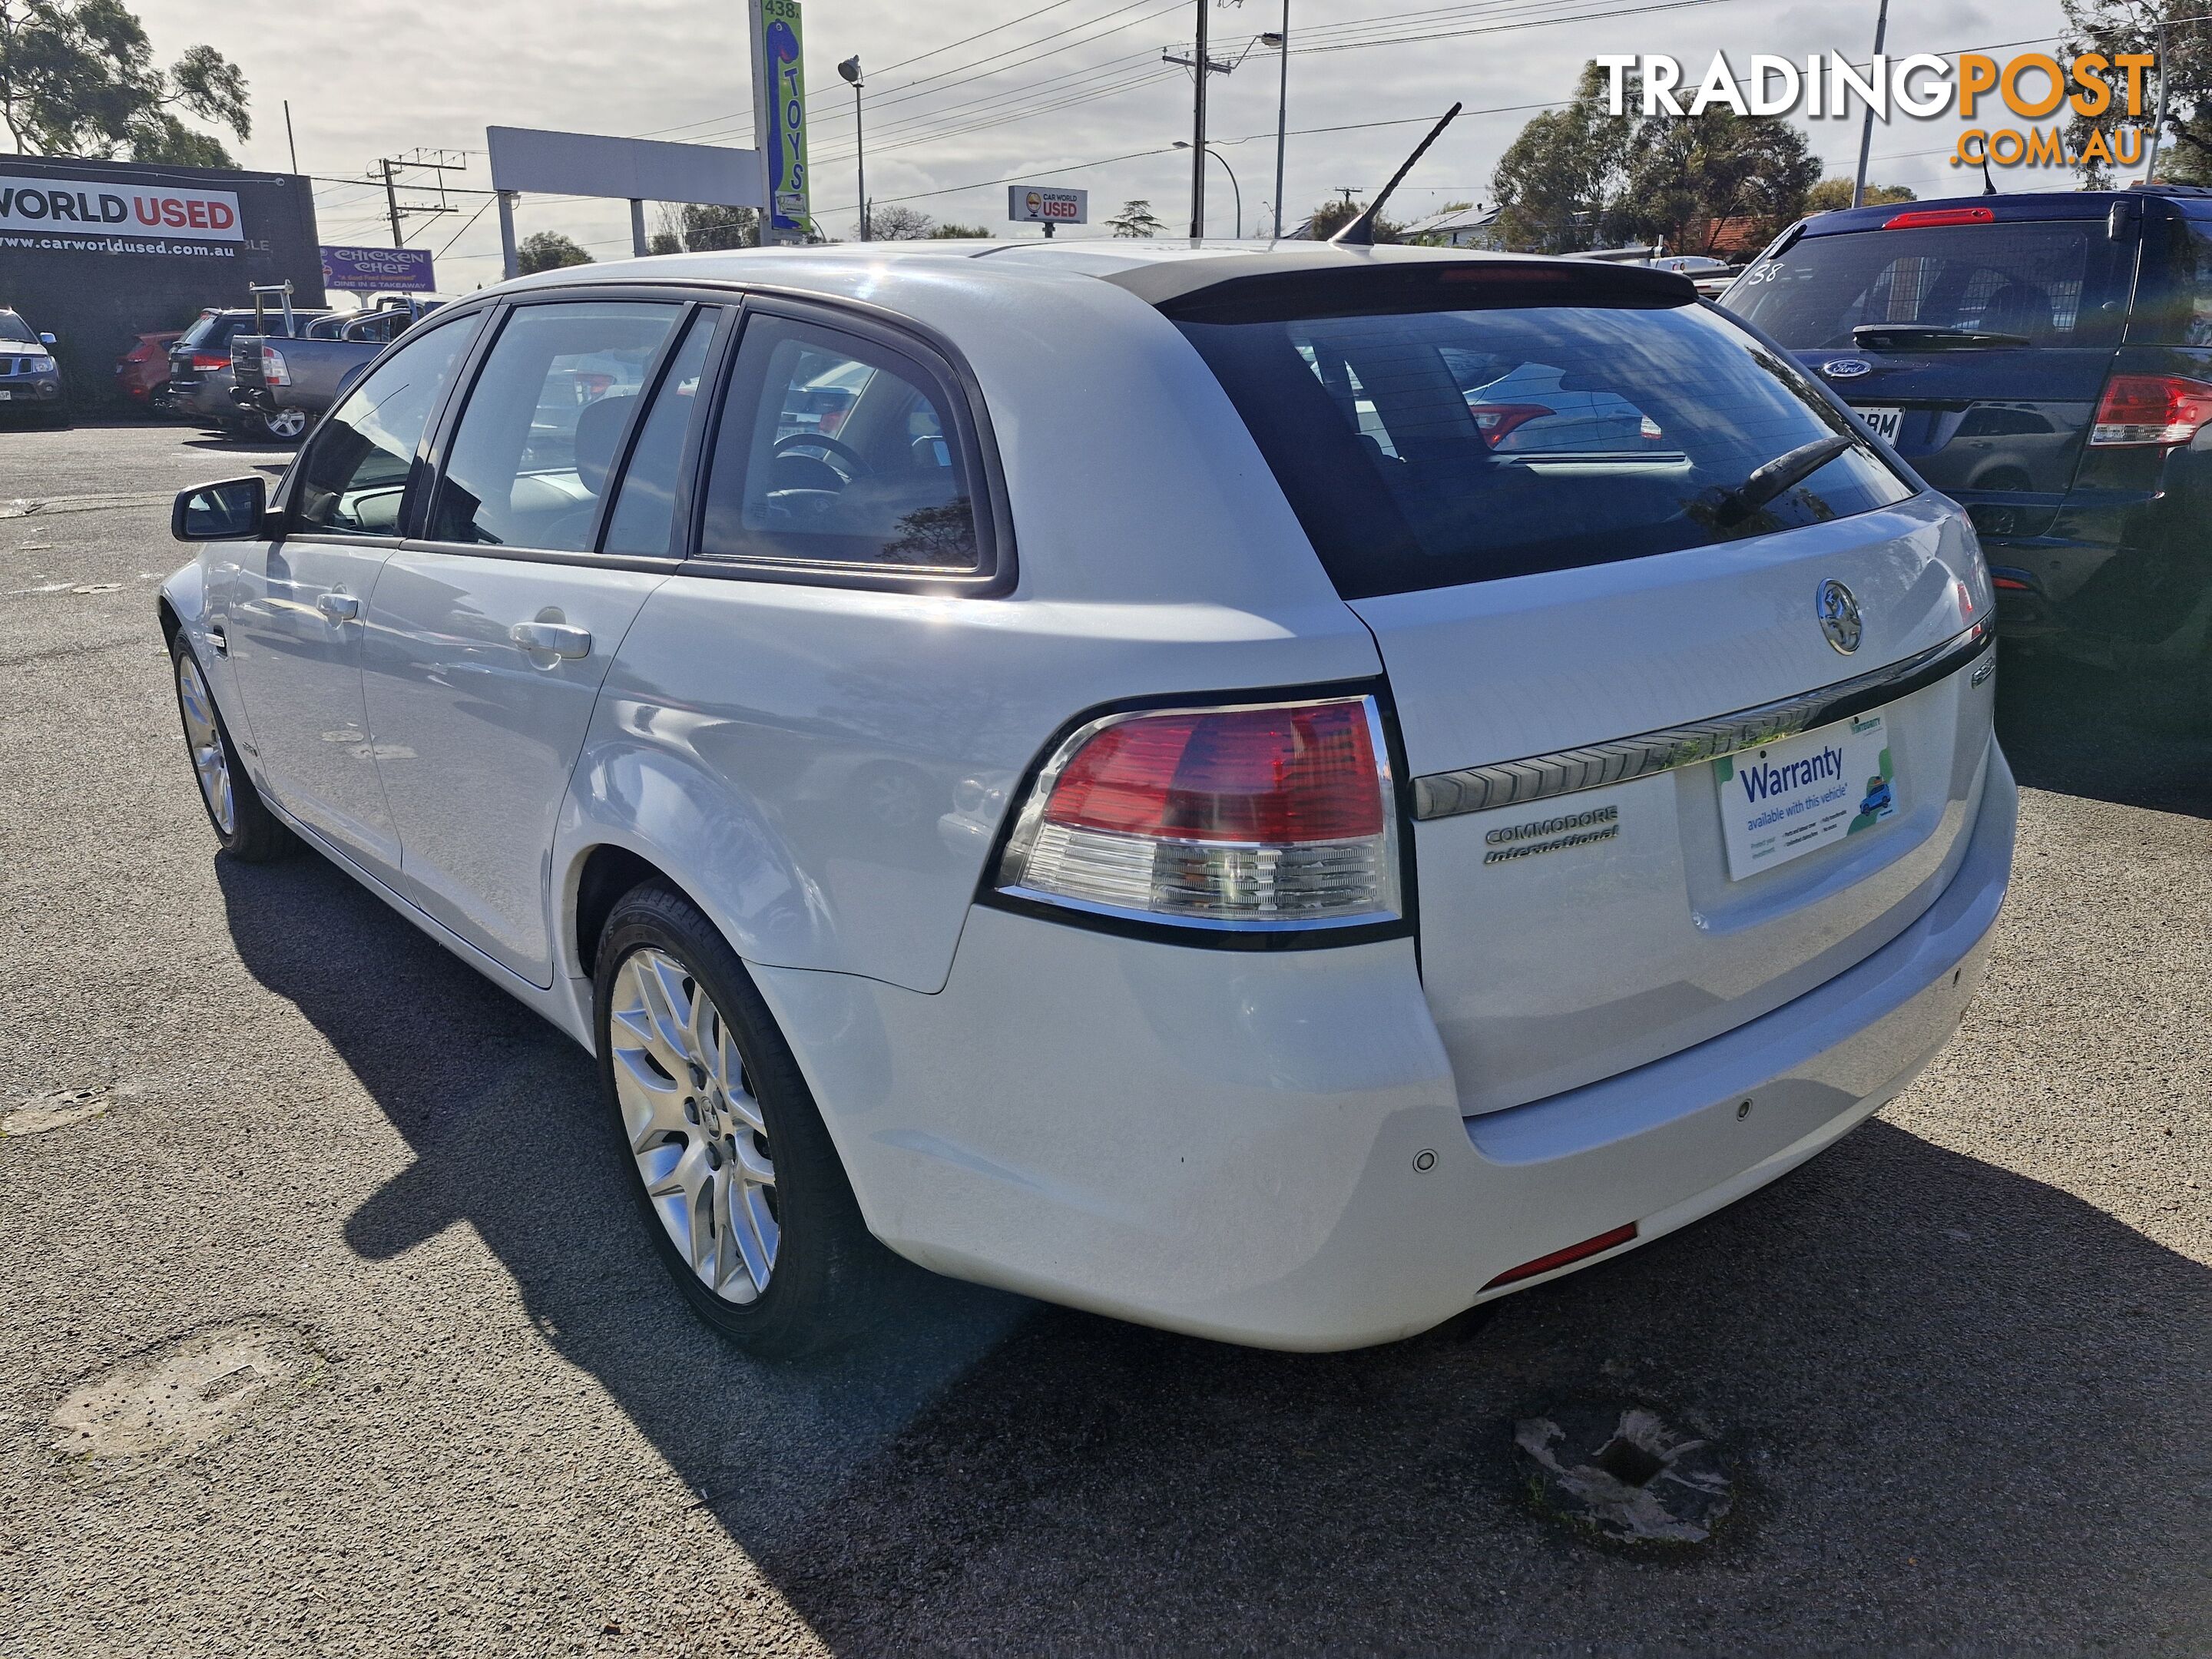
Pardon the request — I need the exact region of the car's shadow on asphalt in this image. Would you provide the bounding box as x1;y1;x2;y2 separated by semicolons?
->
1995;644;2212;819
214;850;2211;1651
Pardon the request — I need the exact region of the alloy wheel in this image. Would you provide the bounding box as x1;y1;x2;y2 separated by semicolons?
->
175;651;236;836
263;406;307;441
608;948;779;1302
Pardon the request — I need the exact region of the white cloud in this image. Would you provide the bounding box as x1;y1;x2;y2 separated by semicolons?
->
127;0;2071;281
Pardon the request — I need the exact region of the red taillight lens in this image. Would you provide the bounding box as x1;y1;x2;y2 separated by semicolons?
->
2089;373;2212;446
1883;206;1995;229
999;696;1399;929
1466;402;1555;443
1482;1222;1639;1290
190;352;227;371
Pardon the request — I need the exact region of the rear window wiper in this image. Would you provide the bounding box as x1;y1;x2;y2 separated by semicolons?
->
1851;323;2030;349
1714;433;1856;525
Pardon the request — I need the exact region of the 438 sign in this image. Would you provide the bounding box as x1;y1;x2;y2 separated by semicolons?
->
757;0;810;241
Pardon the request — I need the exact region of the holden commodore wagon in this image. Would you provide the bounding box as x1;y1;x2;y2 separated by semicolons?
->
161;241;2015;1356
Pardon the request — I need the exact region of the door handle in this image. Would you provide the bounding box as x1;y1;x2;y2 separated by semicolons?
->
316;591;361;623
510;621;592;659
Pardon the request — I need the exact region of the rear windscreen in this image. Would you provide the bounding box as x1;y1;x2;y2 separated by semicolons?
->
1724;220;2133;349
1177;299;1912;599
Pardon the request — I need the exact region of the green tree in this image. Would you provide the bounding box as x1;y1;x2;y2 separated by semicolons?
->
517;230;592;274
1490;65;1630;253
1107;197;1164;237
1304;197;1406;241
2062;1;2212;183
929;221;989;238
0;0;249;164
678;203;757;250
1620;106;1821;254
1491;62;1817;255
1803;177;1918;213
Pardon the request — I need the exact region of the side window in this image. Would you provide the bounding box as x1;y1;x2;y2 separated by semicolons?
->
602;310;719;557
2130;214;2212;346
699;316;981;570
428;302;681;552
292;316;478;538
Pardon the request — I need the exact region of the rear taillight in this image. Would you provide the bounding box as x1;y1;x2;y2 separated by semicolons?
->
1883;206;1994;229
995;695;1401;931
190;352;227;372
1468;402;1553;442
2088;373;2212;446
260;344;290;386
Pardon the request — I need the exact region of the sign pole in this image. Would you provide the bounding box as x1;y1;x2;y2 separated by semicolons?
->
498;190;518;280
630;197;648;257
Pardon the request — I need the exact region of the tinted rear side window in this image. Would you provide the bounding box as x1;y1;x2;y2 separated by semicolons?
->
1179;299;1910;599
1726;220;2133;349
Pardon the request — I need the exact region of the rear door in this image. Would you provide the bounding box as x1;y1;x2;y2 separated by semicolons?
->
1176;270;1997;1114
1724;201;2141;539
360;298;720;987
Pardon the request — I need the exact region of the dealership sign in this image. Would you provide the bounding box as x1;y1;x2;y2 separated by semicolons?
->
0;174;242;241
751;0;810;243
323;245;435;291
1008;186;1086;224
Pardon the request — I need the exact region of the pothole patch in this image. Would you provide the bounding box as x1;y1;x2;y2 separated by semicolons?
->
51;1320;319;1459
1515;1404;1734;1547
3;1087;109;1137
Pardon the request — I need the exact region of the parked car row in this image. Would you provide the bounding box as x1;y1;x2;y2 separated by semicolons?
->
161;237;2012;1359
230;296;442;440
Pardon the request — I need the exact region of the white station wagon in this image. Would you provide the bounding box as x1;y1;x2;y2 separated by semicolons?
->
161;242;2014;1356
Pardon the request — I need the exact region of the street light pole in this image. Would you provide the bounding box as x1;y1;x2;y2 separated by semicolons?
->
839;56;866;240
1176;142;1241;238
1267;3;1288;240
1850;0;1889;209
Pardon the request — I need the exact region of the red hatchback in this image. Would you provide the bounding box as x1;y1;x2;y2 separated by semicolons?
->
116;330;183;407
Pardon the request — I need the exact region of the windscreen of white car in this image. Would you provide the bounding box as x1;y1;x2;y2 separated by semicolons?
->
699;316;980;570
1177;285;1911;598
427;302;680;552
1724;219;2134;350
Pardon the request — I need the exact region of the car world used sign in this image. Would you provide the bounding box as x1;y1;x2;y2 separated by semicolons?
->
1008;185;1087;224
0;174;243;254
322;245;435;292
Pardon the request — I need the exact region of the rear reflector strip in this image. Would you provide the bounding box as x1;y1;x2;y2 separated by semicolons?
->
1484;1222;1639;1290
1883;207;1995;229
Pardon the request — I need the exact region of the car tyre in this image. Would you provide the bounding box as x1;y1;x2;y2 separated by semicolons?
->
259;405;308;443
593;881;901;1359
170;633;294;861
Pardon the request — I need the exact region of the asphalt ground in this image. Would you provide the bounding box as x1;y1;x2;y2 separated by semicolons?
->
1;421;2207;1656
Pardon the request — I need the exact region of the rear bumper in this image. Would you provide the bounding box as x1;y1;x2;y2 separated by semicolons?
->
759;740;2016;1351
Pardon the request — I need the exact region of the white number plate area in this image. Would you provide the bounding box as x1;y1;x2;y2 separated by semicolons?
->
1714;710;1899;879
1852;405;1903;442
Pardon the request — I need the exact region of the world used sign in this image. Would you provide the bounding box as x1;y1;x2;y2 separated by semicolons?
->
0;174;243;242
322;246;435;292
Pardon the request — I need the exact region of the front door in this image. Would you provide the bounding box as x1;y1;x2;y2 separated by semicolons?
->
222;316;480;873
361;300;714;986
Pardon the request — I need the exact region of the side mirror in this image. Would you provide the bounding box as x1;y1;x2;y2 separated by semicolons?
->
38;331;55;346
172;475;267;541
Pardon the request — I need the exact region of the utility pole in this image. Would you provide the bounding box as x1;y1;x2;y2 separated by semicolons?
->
1163;2;1237;239
1850;0;1889;209
382;158;403;247
1191;0;1207;240
283;100;298;175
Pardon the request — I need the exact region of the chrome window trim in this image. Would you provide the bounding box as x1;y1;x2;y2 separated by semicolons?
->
1411;624;1992;822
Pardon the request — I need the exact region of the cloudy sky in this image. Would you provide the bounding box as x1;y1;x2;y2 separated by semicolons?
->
129;0;2075;285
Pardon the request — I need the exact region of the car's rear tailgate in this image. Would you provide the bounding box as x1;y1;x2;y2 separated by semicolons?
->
1353;493;1995;1115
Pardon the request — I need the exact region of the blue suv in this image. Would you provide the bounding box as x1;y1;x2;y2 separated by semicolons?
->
1725;186;2212;718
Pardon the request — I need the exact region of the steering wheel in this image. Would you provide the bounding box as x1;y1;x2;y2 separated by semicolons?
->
773;429;872;477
